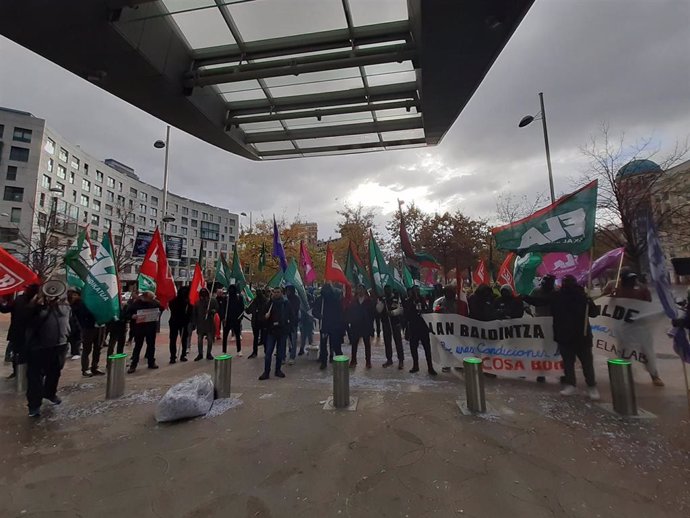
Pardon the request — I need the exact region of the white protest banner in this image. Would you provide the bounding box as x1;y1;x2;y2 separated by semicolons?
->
590;296;662;376
423;313;562;378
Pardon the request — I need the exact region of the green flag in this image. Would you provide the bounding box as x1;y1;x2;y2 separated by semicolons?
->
230;246;247;290
64;227;93;285
492;180;598;254
284;258;310;312
513;253;543;295
368;235;392;296
81;232;121;324
258;242;266;272
389;263;407;295
402;262;415;289
345;242;371;289
242;285;255;306
215;253;230;288
267;269;284;289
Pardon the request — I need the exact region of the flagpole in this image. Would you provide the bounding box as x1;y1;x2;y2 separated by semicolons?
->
682;359;690;413
584;245;594;336
613;250;625;289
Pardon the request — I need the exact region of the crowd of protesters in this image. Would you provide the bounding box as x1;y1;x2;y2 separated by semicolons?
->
0;266;670;418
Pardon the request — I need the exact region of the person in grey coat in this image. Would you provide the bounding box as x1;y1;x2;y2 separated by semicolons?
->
193;288;218;361
25;292;71;417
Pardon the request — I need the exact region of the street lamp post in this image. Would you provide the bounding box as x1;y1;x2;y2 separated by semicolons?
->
519;92;556;204
154;125;172;234
240;211;252;233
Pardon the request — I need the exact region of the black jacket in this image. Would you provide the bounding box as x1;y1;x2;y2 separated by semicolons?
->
168;294;192;327
347;296;375;337
525;287;598;344
403;296;431;337
126;298;162;335
493;295;524;319
27;301;71;349
265;297;291;336
247;295;268;328
219;293;245;325
71;299;96;330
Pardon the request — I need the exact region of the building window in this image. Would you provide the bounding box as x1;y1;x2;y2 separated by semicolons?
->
181;217;188;225
106;191;114;202
137;215;145;225
59;148;68;162
192;209;198;218
80;194;89;207
93;199;101;211
182;206;189;215
56;164;66;179
151;196;158;206
47;158;54;173
107;176;115;188
191;219;198;227
69;171;75;184
3;186;24;202
105;204;113;216
193;229;198;237
149;218;156;228
96;170;103;182
94;185;102;197
82;179;90;192
56;182;65;194
91;214;100;226
181;227;187;235
71;157;80;170
200;221;220;241
0;227;19;242
117;195;125;206
139;203;146;214
12;127;32;143
169;224;178;233
83;163;89;176
202;212;208;221
41;175;51;188
217;215;222;223
128;199;134;210
39;193;45;207
117;181;123;192
10;207;21;223
139;191;147;202
91;229;98;241
130;187;137;197
71;190;77;202
6;166;17;181
150;207;157;217
0;124;3;138
9;146;29;162
44;137;55;154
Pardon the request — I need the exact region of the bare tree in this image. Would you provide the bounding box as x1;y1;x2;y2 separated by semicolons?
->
111;201;138;276
495;191;548;225
580;123;689;270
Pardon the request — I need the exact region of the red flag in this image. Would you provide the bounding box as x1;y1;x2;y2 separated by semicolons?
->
496;253;515;288
0;245;40;295
472;259;489;286
188;262;206;306
138;228;176;308
325;245;350;286
299;240;317;284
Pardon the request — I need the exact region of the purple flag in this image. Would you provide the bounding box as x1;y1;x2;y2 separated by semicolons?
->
576;247;624;284
272;216;288;272
537;252;591;279
647;219;690;363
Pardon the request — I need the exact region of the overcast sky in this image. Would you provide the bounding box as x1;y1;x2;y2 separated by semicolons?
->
1;0;689;241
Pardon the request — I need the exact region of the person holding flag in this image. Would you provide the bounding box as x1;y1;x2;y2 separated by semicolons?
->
192;288;218;361
221;284;245;355
403;286;438;376
346;283;375;369
259;286;291;380
125;291;162;373
167;286;192;363
377;284;405;370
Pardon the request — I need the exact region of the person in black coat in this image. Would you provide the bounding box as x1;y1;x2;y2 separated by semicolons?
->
403;286;438;376
246;288;268;358
377;285;405;369
319;283;345;368
70;289;105;377
259;287;291;380
493;285;524;319
219;284;245;355
168;286;191;363
346;284;375;369
0;284;40;378
125;291;162;373
523;275;600;400
468;284;496;321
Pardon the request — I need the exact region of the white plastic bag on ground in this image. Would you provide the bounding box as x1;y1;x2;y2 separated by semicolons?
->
155;374;214;423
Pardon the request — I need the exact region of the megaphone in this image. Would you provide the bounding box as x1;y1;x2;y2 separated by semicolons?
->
41;279;67;299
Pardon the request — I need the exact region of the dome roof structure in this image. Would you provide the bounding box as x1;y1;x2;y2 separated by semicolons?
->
617;159;663;178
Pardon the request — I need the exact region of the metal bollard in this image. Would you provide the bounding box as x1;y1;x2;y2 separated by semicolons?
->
106;353;127;400
607;358;637;416
464;357;486;413
332;355;350;408
16;363;27;394
214;354;233;399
